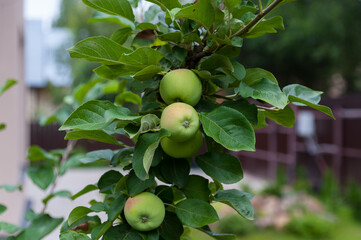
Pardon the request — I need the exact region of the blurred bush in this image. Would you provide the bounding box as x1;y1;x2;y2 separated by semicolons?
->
215;214;256;236
345;181;361;222
285;214;333;239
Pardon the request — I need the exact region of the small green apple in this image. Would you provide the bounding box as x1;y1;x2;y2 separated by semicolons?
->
160;129;203;158
124;192;165;232
160;102;200;142
159;69;202;106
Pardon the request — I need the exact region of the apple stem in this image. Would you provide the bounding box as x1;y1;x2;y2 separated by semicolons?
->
183;120;190;128
141;216;148;223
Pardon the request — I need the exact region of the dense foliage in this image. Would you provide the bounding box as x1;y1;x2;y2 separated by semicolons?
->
1;0;334;239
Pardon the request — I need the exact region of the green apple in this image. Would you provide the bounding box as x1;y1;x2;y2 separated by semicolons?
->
160;102;200;142
160;129;203;158
124;192;165;232
159;69;202;106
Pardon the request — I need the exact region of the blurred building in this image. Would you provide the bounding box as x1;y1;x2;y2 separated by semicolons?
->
25;19;72;121
0;0;26;224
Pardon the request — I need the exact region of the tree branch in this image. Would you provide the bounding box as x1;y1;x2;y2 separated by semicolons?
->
41;138;77;213
230;0;283;38
186;0;284;69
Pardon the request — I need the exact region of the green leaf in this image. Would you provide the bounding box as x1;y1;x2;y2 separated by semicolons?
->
81;149;114;164
27;166;55;190
175;199;219;227
65;130;122;145
103;224;142;240
159;212;183;240
67;36;132;65
133;65;162;81
254;109;268;129
90;202;107;212
125;114;160;139
0;123;5;131
60;231;91;240
231;5;258;19
145;229;160;240
107;194;127;221
133;129;170;180
288;95;335;119
88;11;135;29
196;152;243;184
144;5;162;22
231;36;243;47
60;100;141;131
40;106;73;126
200;106;255;151
214;189;254;220
155;186;174;204
60;215;101;234
91;221;112;240
158;31;182;42
42;190;71;205
181;175;210;202
0;184;22;192
220;99;258;125
239;78;288;109
159;157;190;188
244;16;285;38
203;230;236;240
175;0;215;29
126;171;156;196
283;82;334;119
283;84;323;105
111;28;133;44
0;222;22;234
183;33;203;45
71;184;98;200
200;54;234;73
27;145;59;162
0;79;17;96
165;5;181;25
145;0;181;11
94;64;140;79
117;47;164;67
73;78;104;105
98;170;123;193
243;68;277;84
0;204;6;215
181;226;217;240
137;22;158;30
213;60;246;88
111;148;133;167
82;0;134;21
265;106;296;128
68;207;93;226
17;214;63;240
115;91;142;107
215;45;241;58
225;0;243;10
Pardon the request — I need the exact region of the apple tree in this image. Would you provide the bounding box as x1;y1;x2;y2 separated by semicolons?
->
1;0;335;239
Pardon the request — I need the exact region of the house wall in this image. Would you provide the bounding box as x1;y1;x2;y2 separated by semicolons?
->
0;0;27;224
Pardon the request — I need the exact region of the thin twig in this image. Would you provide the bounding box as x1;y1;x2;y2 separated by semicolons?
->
213;94;235;101
41;138;77;213
230;0;283;38
257;105;279;111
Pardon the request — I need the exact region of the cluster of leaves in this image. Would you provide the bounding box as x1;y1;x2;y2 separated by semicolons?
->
1;0;334;239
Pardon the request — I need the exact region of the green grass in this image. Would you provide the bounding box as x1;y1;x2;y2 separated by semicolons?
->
236;217;361;240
